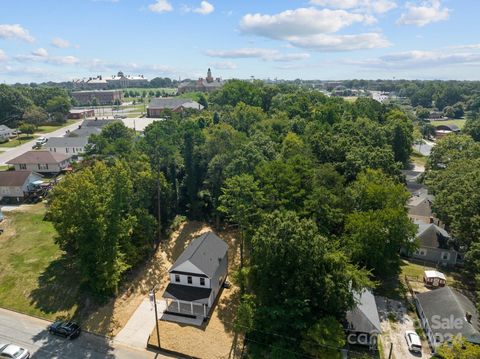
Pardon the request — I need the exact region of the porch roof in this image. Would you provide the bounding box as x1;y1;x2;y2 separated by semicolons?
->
163;283;211;302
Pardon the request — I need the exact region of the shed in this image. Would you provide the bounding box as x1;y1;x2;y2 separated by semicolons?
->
423;270;446;287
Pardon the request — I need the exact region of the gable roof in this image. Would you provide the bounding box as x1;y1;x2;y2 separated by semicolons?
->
69;127;102;138
414;219;451;249
169;231;228;278
148;98;203;111
416;287;480;344
0;171;41;187
47;137;89;148
346;289;381;333
0;125;12;133
6;151;72;165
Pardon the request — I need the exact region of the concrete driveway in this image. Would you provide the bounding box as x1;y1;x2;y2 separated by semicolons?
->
0;307;172;358
0;121;82;165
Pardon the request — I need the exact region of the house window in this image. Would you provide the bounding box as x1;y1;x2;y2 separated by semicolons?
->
175;274;180;283
200;278;205;286
66;148;69;153
442;252;450;260
19;164;27;170
187;276;192;284
72;148;76;153
415;249;427;256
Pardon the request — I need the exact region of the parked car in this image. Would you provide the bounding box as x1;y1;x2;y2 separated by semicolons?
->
0;343;30;359
405;330;422;353
48;321;81;339
35;137;48;146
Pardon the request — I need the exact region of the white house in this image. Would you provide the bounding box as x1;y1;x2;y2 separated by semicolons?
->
47;137;89;155
0;171;43;201
7;151;72;173
162;231;228;322
0;125;14;142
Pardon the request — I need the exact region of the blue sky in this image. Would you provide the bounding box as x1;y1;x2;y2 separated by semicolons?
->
1;0;480;83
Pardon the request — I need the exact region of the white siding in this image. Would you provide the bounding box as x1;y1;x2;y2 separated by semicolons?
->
169;273;211;288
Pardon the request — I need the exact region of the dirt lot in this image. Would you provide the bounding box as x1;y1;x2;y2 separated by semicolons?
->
148;221;242;359
377;296;431;359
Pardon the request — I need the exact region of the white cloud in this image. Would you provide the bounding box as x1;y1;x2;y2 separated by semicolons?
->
310;0;397;14
397;0;449;26
31;48;49;57
349;50;480;68
193;1;215;15
0;50;7;62
0;24;34;42
240;8;368;39
449;44;480;50
211;61;237;70
205;48;310;62
148;0;173;13
287;32;390;51
51;37;76;48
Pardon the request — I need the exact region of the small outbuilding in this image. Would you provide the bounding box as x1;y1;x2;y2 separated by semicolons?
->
423;270;446;287
435;124;460;138
0;171;43;201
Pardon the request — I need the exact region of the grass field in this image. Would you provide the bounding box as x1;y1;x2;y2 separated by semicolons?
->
430;119;466;129
411;150;428;167
35;119;78;134
0;135;35;148
0;204;82;320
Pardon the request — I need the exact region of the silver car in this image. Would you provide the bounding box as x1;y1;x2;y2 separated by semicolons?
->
0;343;30;359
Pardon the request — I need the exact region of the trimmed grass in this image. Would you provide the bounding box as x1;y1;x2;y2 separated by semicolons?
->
430;119;466;129
0;136;35;148
35;119;78;134
411;150;427;167
400;260;462;288
0;204;80;320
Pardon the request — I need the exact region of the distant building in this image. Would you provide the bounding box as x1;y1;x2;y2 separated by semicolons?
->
72;90;123;106
73;71;148;90
68;109;95;119
435;124;461;139
0;125;13;141
177;68;224;94
47;137;90;156
147;98;204;118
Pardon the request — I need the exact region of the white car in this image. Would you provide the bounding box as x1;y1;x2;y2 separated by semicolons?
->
0;343;30;359
35;137;48;146
405;330;422;353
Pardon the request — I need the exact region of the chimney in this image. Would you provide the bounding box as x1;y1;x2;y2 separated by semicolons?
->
466;312;473;324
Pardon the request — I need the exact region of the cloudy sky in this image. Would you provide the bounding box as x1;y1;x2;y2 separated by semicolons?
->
0;0;479;83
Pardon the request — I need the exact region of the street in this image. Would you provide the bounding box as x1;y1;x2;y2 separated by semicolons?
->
0;308;173;359
0;121;83;165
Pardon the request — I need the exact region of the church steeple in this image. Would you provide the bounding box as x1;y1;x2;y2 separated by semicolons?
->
206;68;213;83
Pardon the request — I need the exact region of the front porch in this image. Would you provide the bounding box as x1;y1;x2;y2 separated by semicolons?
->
164;298;208;317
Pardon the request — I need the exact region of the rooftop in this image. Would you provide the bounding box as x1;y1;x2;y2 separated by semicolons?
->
7;151;72;165
148;98;204;111
346;289;381;334
46;137;89;148
0;171;42;186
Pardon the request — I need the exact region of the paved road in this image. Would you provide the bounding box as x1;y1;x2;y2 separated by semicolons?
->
0;308;173;359
0;121;83;165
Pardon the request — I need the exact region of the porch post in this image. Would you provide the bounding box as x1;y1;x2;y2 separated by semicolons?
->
190;302;194;315
177;300;180;312
203;304;207;317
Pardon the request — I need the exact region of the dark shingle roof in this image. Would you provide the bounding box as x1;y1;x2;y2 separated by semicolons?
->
0;171;40;186
169;231;228;278
346;289;381;333
414;220;451;249
163;283;212;302
69;127;102;138
148;98;203;110
416;287;480;344
7;151;71;165
47;137;89;148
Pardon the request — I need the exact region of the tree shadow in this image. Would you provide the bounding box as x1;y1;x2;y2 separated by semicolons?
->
216;287;241;334
30;328;115;359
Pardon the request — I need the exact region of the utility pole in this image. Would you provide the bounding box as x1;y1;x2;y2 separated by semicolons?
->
150;286;161;349
388;343;393;359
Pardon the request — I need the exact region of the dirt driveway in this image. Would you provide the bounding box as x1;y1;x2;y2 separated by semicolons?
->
376;296;431;359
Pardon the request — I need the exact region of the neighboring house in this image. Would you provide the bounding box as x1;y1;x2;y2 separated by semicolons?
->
147;98;204;118
407;191;434;221
0;125;13;141
47;137;89;155
410;219;459;266
0;171;43;201
435;124;461;139
7;151;72;173
345;289;381;349
68;109;95;119
162;231;228;322
415;287;480;352
68;127;102;138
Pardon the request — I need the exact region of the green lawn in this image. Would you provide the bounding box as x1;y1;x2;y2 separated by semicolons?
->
430;119;466;129
400;260;462;288
35;119;78;134
0;204;81;320
0;135;35;148
411;150;427;167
